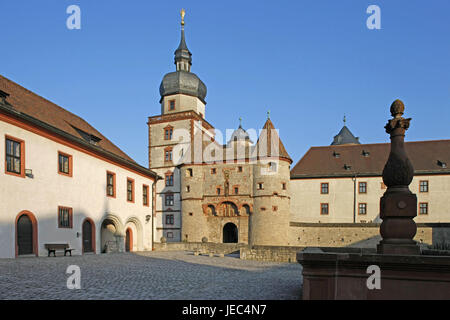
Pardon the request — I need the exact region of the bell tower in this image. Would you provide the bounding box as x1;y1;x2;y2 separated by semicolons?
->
158;9;207;118
148;9;210;243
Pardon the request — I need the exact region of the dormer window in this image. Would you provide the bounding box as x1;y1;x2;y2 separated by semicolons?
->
71;126;102;146
437;160;447;168
344;164;352;170
362;150;370;157
333;151;340;158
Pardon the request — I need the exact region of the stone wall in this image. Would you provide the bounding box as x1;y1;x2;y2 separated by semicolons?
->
240;245;304;263
153;242;246;254
288;222;450;247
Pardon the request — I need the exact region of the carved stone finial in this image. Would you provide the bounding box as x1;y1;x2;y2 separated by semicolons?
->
390;99;405;118
378;99;419;255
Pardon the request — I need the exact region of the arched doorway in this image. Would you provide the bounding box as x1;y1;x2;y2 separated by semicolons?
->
15;211;38;257
82;219;95;253
125;228;133;252
223;223;238;243
101;215;124;253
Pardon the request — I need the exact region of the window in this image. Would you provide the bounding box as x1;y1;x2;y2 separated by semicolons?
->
359;182;367;194
238;166;243;172
58;151;72;177
165;194;174;206
164;148;173;162
257;183;264;190
143;185;149;206
320;203;329;215
420;181;429;193
273;206;278;212
164;127;173;140
419;203;428;215
127;178;135;203
165;214;174;225
217;188;221;195
321;183;329;194
282;183;287;190
5;136;25;177
58;206;73;228
165;172;174;186
234;187;239;195
268;162;277;172
186;168;193;177
106;171;116;197
358;203;367;215
211;168;217;174
186;185;190;192
169;100;175;111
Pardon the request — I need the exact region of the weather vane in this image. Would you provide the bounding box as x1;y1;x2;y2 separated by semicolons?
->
267;110;271;119
239;117;242;127
343;114;346;125
181;8;186;26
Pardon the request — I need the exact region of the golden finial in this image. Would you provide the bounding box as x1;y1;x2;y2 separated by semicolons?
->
181;8;186;26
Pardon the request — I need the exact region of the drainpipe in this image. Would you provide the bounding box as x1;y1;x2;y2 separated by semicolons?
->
353;176;356;223
152;176;161;251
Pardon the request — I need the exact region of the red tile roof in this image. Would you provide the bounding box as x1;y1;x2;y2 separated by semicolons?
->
0;74;135;163
291;140;450;178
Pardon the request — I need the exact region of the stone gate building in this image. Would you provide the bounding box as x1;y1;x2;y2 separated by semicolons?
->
148;15;292;246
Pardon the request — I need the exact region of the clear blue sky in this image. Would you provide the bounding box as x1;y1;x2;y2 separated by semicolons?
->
1;0;449;166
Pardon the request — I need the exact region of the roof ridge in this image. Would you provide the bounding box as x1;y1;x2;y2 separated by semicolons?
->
0;74;136;164
0;75;94;129
310;139;450;149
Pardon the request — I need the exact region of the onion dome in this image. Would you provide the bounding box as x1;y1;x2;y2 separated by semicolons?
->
159;9;207;104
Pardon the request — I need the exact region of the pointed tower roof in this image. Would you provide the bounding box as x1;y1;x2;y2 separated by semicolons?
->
331;116;360;145
256;117;292;163
174;9;192;67
331;126;360;145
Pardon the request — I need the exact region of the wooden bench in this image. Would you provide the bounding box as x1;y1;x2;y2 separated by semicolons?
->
44;244;74;257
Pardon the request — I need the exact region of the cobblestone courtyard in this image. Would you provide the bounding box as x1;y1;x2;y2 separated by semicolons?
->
0;251;302;300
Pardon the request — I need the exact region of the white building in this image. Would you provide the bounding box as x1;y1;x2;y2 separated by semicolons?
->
0;75;158;258
290;124;450;224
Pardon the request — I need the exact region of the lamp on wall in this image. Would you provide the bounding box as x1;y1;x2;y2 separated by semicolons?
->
146;215;151;223
25;169;33;178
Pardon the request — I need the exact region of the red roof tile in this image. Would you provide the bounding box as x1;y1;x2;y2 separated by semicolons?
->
0;75;135;163
291;140;450;178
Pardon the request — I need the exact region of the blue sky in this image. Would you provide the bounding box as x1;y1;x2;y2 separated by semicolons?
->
1;0;449;166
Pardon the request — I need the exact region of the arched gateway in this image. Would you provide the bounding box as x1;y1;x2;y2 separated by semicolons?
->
223;223;238;243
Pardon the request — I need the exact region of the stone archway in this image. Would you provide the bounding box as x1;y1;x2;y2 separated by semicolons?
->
223;222;238;243
101;214;124;253
15;211;38;257
124;216;143;252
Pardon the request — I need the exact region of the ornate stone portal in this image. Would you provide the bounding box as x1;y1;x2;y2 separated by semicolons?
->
377;100;420;255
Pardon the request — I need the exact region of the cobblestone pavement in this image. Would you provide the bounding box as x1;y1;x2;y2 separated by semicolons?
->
0;251;302;300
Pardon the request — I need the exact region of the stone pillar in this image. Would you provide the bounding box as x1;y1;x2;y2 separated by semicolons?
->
377;100;420;255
